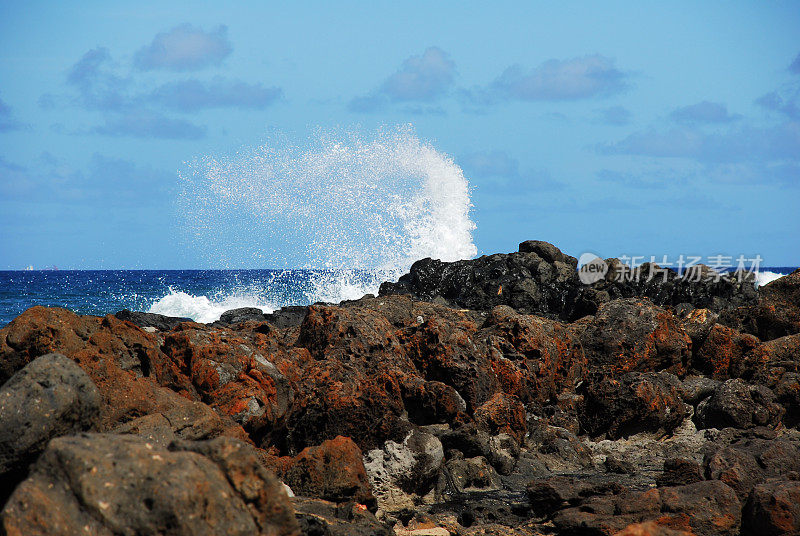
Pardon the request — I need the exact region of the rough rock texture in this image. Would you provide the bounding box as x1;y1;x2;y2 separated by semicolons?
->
266;436;375;509
0;354;101;475
363;430;444;512
115;309;191;331
0;241;798;535
380;241;758;321
1;434;299;536
695;379;785;430
578;372;690;439
579;299;691;375
742;480;800;536
0;307;249;442
718;268;800;341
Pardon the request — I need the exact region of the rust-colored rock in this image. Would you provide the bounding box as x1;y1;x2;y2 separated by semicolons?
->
473;391;527;444
693;323;760;380
267;436;375;509
742;480;800;536
579;299;691;376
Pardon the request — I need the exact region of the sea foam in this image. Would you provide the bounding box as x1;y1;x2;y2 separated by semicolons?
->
150;126;477;322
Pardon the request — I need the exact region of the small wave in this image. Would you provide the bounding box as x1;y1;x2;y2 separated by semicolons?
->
148;289;275;323
755;270;786;288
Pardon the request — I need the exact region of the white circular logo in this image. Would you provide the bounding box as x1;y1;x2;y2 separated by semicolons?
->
578;252;608;284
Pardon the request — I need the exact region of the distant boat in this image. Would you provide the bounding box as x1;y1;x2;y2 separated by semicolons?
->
24;265;34;271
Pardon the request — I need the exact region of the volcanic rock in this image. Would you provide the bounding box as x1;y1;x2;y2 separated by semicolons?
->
1;434;299;536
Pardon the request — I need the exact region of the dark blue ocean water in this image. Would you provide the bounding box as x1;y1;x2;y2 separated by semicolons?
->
0;269;387;327
0;267;796;328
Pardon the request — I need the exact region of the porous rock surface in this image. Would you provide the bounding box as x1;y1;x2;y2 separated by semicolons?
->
0;240;798;535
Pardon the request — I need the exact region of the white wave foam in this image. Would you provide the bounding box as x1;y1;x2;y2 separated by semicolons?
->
148;289;275;323
176;125;477;308
755;270;786;288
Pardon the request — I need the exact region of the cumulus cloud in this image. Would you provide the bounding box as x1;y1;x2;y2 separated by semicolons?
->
756;90;800;120
65;47;128;111
147;78;282;111
348;47;456;112
465;55;627;106
134;24;232;71
670;101;739;124
91;110;206;139
0;96;25;131
600;122;800;162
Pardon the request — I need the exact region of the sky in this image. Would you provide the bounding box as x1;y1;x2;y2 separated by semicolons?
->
0;1;798;269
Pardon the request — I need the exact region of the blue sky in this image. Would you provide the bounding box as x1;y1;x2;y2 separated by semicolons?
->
0;1;798;269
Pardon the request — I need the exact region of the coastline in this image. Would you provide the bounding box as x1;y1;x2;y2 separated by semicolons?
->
1;240;799;535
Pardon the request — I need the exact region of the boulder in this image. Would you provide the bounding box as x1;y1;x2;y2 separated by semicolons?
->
435;455;502;499
552;481;741;536
742;480;800;536
0;354;101;475
578;372;690;439
579;299;691;375
693;324;760;380
655;458;703;488
695;379;784;430
269;436;374;509
114;309;191;331
363;430;444;512
1;434;299;536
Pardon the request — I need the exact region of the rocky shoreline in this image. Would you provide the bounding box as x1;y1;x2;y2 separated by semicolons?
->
1;240;799;535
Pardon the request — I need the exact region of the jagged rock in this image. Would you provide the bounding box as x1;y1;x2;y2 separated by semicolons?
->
693;324;760;379
267;436;375;509
115;309;191;331
0;353;101;504
161;324;295;442
435;456;502;499
552;480;740;536
1;434;299;536
703;438;800;502
217;307;267;325
742;479;800;536
579;299;691;375
363;430;444;512
578;372;690;439
473;391;526;444
695;379;784;430
0;307;249;442
718;268;800;341
483;305;586;404
655;458;703;487
380;241;757;322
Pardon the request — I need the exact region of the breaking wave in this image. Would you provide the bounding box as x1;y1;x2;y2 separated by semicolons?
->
150;125;477;321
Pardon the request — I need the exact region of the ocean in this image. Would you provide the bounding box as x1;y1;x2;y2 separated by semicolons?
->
0;267;795;328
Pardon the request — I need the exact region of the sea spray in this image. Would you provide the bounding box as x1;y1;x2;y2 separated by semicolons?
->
151;125;478;320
